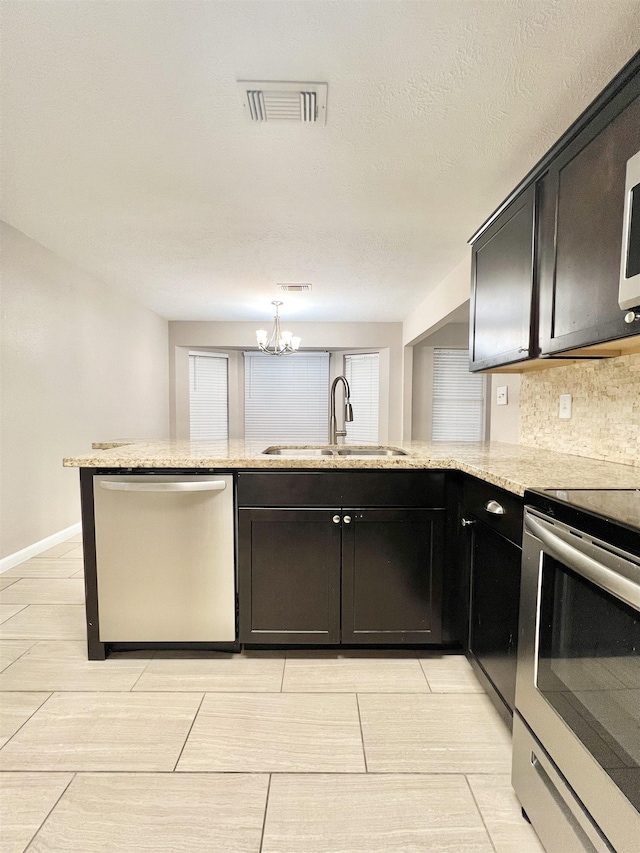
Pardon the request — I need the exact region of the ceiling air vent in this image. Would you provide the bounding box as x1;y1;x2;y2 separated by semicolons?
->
277;283;312;293
238;81;327;125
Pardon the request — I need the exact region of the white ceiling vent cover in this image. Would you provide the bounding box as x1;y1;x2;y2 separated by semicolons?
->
238;81;327;125
277;283;312;292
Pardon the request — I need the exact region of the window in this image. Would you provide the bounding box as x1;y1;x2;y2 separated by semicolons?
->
432;349;486;441
189;352;229;440
344;352;379;444
244;352;330;444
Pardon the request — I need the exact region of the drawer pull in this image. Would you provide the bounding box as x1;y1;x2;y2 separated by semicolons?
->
485;500;505;515
461;518;476;527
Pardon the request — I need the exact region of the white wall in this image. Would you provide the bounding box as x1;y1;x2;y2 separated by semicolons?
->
0;223;169;558
168;321;404;443
402;256;471;347
488;374;521;444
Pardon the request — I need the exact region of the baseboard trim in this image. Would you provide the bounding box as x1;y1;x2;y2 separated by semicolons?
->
0;522;82;574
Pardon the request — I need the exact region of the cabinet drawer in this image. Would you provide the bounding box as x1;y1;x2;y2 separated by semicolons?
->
238;472;341;506
238;471;446;508
463;477;524;545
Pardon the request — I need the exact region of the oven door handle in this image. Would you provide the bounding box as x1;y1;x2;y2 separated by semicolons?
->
526;513;640;612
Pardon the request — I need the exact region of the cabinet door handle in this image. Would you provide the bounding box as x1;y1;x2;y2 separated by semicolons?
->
517;346;529;353
461;518;476;527
332;515;341;524
624;310;640;324
485;500;505;515
343;515;352;524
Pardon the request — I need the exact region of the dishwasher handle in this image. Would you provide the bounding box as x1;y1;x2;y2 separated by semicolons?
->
99;479;228;493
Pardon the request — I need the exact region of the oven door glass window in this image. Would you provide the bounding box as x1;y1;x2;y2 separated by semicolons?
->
537;556;640;812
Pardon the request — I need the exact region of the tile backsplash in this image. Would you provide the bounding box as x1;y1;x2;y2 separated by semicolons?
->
519;353;640;467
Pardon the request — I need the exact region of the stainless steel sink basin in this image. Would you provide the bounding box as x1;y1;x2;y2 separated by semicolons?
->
335;447;408;456
262;445;408;457
262;447;335;456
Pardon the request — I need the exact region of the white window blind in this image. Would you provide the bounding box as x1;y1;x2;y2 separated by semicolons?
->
344;353;379;444
189;352;229;440
244;352;330;444
432;349;486;441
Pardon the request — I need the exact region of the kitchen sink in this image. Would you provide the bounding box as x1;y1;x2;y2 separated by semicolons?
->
262;447;336;456
335;447;408;456
262;445;408;457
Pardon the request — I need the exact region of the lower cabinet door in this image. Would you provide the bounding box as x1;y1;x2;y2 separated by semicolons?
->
341;509;444;644
468;521;522;713
238;509;342;644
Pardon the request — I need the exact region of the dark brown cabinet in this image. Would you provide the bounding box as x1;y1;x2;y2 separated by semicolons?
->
239;506;444;645
470;184;537;371
237;471;445;646
469;53;640;371
462;478;524;726
238;509;342;644
341;509;443;644
539;93;640;354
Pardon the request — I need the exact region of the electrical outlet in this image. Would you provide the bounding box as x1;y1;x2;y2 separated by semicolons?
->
496;385;508;406
559;394;572;419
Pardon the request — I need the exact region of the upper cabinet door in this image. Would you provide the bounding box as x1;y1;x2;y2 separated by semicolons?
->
469;184;537;372
539;94;640;355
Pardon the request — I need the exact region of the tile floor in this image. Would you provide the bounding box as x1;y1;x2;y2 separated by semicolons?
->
0;535;546;853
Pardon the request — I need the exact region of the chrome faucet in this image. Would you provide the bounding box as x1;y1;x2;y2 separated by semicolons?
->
329;375;353;444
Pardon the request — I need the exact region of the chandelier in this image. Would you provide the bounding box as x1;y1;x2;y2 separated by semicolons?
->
256;301;301;356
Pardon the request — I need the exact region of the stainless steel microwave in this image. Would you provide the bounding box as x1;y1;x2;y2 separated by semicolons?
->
619;149;640;311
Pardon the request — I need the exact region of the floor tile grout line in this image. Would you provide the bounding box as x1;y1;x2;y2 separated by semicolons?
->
0;603;29;625
416;657;433;692
0;691;53;752
128;651;159;692
0;769;515;775
355;693;369;773
258;774;272;853
171;692;206;772
20;770;77;851
463;773;499;853
0;639;38;675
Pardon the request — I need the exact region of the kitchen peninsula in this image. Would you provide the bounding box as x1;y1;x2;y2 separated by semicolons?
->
65;439;640;495
64;439;640;725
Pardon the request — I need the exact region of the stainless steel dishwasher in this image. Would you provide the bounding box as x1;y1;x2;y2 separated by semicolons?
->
93;474;236;642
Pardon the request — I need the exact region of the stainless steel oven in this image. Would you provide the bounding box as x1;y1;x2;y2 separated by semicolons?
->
513;491;640;853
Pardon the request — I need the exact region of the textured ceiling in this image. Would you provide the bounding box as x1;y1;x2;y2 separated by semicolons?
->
2;0;639;322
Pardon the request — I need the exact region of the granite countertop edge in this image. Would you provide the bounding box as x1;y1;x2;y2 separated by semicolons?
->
62;440;640;498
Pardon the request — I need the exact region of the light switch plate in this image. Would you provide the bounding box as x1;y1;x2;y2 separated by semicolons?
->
496;385;508;406
559;394;572;419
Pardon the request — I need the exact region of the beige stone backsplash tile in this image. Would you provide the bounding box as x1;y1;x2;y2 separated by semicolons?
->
520;353;640;466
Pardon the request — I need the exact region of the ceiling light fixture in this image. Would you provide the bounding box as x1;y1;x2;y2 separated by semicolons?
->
256;301;301;356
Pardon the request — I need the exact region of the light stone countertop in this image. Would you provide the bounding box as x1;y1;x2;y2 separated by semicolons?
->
63;440;640;497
